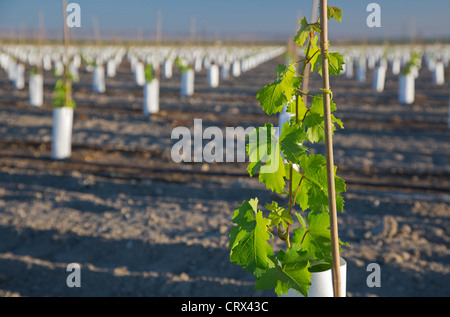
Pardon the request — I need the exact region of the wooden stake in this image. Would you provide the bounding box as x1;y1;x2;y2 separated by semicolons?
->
156;11;162;46
62;0;72;106
92;16;101;47
319;0;341;297
38;11;44;75
190;16;196;45
155;10;162;80
38;11;44;46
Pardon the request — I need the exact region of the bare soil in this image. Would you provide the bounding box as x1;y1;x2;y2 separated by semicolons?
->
0;51;449;297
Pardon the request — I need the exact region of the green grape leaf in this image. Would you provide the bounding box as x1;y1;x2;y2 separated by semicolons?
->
294;171;310;211
256;63;299;116
145;64;154;82
294;17;321;47
229;199;275;278
258;154;286;194
307;183;329;212
302;94;343;143
285;163;307;211
300;154;329;212
327;52;345;76
327;5;343;22
336;195;345;213
333;165;346;212
289;153;345;213
266;201;292;230
291;212;332;264
312;52;345;76
246;124;286;194
286;94;307;119
255;248;312;296
306;35;320;68
287;154;325;212
52;79;76;109
303;112;325;143
279;121;308;165
174;57;192;73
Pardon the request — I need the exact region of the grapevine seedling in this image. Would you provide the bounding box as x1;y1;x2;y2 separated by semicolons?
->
174;57;192;73
145;64;154;83
229;2;347;297
53;0;75;109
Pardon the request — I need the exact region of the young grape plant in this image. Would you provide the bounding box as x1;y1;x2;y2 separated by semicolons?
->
229;4;347;297
52;74;76;109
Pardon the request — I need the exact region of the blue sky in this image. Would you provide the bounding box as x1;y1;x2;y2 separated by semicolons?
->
0;0;449;41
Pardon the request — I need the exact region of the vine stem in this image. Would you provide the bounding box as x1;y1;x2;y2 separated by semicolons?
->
286;165;293;248
301;230;310;244
301;0;319;108
292;175;305;206
319;0;341;297
267;225;286;241
285;9;318;248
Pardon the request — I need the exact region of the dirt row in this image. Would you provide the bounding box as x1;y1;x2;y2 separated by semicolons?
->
0;51;449;297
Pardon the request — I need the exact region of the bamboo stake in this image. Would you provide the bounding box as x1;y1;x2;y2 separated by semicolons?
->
37;11;44;75
190;16;196;45
155;10;162;80
156;10;162;46
62;0;72;107
319;0;341;297
38;11;45;46
92;16;101;47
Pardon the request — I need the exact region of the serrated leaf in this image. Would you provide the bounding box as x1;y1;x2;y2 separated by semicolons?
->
294;17;310;47
328;52;345;76
247;124;286;194
256;63;298;116
311;51;345;77
300;153;326;174
286;94;307;119
246;160;262;178
294;17;321;47
307;184;329;212
336;195;345;213
231;199;256;224
292;154;347;214
229;200;275;277
286;164;308;211
327;5;343;22
302;95;342;143
292;212;332;264
259;154;286;194
334;166;346;212
301;155;329;212
255;248;312;296
310;94;336;115
279;121;308;165
304;34;320;73
266;201;292;230
334;167;346;195
303;112;326;143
